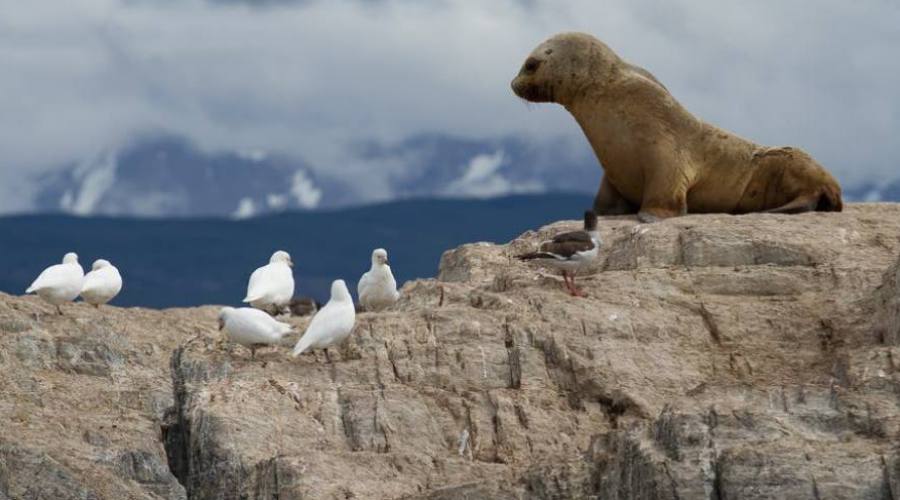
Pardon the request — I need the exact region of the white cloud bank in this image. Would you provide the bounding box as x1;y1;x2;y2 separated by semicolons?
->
0;0;897;211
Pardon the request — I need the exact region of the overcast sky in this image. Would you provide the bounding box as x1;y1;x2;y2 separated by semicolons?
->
1;0;898;210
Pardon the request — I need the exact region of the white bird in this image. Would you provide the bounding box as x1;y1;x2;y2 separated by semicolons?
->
243;250;295;315
25;252;85;314
516;211;601;296
218;306;293;359
357;248;400;311
292;279;356;358
80;259;123;307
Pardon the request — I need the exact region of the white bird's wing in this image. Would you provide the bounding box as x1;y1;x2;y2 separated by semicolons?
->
357;270;373;299
244;265;271;302
82;267;122;294
386;267;399;299
244;308;292;336
291;301;354;356
244;263;293;304
81;270;98;292
27;264;77;293
229;308;292;344
274;319;293;336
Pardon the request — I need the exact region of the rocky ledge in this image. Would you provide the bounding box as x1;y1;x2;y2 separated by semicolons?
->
2;204;900;499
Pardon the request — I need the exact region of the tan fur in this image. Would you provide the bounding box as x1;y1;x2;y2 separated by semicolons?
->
511;33;843;222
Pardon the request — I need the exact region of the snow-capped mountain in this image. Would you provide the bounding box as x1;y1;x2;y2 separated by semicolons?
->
32;135;331;218
358;134;598;199
30;133;601;218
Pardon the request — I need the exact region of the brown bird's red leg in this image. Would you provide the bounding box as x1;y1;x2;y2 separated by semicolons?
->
561;271;577;296
570;276;585;297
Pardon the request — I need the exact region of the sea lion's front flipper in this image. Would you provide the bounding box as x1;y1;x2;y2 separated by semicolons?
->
594;175;637;216
638;165;690;222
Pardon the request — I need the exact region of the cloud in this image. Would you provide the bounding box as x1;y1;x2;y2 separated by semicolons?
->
0;0;897;211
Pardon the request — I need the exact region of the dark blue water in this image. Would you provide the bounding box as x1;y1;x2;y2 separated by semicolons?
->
0;194;592;308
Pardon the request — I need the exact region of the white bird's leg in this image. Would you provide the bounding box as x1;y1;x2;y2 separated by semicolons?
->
250;346;257;360
56;305;63;316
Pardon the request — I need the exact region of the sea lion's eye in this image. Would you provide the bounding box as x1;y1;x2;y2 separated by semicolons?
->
523;57;541;74
544;49;553;55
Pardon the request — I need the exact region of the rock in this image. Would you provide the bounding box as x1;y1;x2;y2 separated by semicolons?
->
874;250;900;345
0;443;102;500
2;204;900;499
0;299;198;499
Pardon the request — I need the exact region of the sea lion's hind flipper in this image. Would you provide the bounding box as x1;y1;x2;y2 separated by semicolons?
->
767;184;843;214
765;194;820;214
816;184;843;212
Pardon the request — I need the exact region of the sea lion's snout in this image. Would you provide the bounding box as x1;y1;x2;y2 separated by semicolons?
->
510;76;525;97
512;52;557;103
511;77;553;103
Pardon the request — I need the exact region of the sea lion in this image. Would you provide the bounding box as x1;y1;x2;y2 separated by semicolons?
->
511;32;843;222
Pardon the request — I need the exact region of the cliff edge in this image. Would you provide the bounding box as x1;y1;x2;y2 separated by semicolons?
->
2;204;900;499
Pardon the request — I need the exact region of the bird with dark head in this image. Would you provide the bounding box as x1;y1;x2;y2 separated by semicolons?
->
516;211;600;297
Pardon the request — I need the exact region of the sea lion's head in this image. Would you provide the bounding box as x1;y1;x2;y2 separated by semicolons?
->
511;32;619;106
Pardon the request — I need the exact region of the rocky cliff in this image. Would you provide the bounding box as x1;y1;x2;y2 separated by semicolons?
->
2;204;900;499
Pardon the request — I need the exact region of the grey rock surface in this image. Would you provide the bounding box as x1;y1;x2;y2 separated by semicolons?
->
2;204;900;499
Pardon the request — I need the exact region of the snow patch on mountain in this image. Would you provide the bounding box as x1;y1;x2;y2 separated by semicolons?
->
266;193;288;209
291;170;322;209
59;152;118;215
238;149;268;162
233;198;257;219
442;150;543;198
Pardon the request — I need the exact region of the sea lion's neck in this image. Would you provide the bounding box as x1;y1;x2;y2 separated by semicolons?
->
565;91;644;201
564;94;617;156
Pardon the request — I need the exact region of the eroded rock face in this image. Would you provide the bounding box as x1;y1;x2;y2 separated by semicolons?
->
0;301;203;499
2;204;900;499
